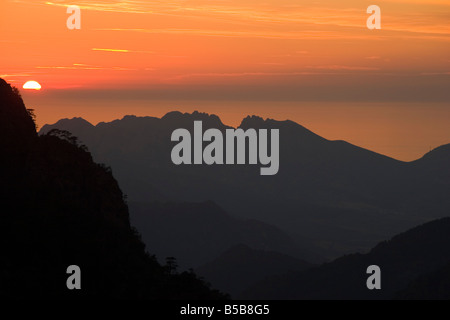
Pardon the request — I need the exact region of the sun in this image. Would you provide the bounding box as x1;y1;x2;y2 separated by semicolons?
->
23;81;42;90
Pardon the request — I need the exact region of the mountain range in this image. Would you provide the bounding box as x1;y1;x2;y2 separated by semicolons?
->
41;112;450;261
2;73;449;299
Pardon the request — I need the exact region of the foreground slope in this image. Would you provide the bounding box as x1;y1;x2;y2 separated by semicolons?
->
196;244;312;298
0;78;225;299
241;218;450;300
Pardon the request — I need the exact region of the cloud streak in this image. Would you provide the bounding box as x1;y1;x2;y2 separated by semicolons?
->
92;48;155;54
34;0;450;37
305;65;380;71
35;64;136;71
93;28;382;41
165;69;381;81
92;48;130;53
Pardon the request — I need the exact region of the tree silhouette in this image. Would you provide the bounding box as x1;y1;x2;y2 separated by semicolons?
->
26;109;38;130
165;257;179;275
45;128;88;151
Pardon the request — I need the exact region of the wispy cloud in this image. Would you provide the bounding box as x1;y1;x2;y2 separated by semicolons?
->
93;28;379;40
0;73;33;77
35;64;136;71
305;65;380;71
421;72;450;75
92;48;130;53
92;48;155;54
166;70;377;81
258;62;286;66
43;1;154;14
34;0;450;37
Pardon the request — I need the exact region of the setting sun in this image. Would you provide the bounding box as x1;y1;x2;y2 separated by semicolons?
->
23;81;41;90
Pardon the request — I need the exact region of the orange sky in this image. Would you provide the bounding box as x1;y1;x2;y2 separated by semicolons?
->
1;0;449;160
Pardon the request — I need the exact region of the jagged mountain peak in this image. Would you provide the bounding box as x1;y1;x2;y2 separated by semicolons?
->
419;143;450;162
51;117;93;127
162;110;229;129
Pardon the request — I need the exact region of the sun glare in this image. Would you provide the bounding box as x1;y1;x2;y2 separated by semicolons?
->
23;81;42;90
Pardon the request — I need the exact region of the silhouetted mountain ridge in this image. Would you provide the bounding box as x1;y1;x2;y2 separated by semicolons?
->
0;78;226;299
162;110;228;129
130;201;320;269
241;217;450;300
40;112;450;259
196;244;312;298
395;261;450;300
419;144;450;161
